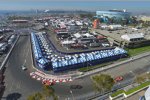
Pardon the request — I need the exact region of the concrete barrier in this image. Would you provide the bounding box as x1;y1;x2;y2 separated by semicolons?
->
124;85;149;98
109;94;124;100
110;84;150;100
0;35;20;70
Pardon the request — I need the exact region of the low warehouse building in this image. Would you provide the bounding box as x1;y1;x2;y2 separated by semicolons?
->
121;33;144;42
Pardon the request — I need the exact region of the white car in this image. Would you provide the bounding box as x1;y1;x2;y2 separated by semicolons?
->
22;66;27;71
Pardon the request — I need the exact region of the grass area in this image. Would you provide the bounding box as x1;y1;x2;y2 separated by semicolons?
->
79;45;150;72
126;45;150;56
111;90;125;97
78;61;113;72
111;81;150;98
78;58;128;72
125;81;150;95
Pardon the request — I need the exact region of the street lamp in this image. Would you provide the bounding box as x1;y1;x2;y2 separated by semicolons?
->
70;90;74;100
86;61;92;74
22;59;26;67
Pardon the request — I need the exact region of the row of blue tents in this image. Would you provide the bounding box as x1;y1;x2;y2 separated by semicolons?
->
31;32;128;72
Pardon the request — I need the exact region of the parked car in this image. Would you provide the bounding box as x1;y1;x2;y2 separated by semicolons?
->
0;73;4;84
0;84;5;93
139;96;146;100
21;65;27;71
114;76;123;82
70;85;82;89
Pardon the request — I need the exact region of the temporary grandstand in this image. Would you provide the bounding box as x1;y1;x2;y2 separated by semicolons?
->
31;32;127;72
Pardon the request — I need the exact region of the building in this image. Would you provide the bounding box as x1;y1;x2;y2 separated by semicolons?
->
94;28;150;48
121;33;144;42
95;9;131;24
108;25;123;30
0;43;8;54
12;20;28;23
140;16;150;24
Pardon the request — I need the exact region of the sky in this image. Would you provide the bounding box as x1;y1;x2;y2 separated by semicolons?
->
0;0;150;12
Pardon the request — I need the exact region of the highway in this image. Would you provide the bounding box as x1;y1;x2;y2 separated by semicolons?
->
2;33;150;100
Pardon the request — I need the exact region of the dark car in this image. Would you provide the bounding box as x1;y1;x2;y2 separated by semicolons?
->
139;96;146;100
0;74;4;84
70;85;82;89
0;84;5;96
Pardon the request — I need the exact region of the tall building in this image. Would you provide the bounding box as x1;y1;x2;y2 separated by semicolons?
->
94;9;131;24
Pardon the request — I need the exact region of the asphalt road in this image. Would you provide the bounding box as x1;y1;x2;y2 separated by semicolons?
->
2;34;150;100
1;35;95;100
2;36;42;100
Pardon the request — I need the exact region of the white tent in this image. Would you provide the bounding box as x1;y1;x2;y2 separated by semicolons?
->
61;40;75;45
75;21;83;26
109;24;122;30
74;33;82;38
82;33;94;38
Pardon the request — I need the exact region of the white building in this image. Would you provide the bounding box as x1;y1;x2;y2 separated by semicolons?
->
61;40;75;45
82;33;94;38
101;25;109;29
75;21;83;26
108;25;123;30
121;33;144;42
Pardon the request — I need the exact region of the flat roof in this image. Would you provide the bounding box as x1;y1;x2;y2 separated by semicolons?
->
93;27;150;42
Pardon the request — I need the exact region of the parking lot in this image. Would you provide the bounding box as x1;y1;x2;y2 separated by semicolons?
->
46;17;111;53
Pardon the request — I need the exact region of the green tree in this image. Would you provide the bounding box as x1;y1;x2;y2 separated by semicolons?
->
79;13;94;20
27;95;35;100
27;92;44;100
52;94;58;100
135;76;146;84
42;85;55;99
27;85;57;100
91;74;114;92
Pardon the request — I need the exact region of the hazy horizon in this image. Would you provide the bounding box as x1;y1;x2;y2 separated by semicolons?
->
0;1;150;13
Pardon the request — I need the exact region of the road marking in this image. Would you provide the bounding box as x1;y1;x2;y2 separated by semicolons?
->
9;80;14;92
17;81;21;89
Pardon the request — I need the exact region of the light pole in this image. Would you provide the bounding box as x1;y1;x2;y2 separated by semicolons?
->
70;90;74;100
22;59;26;67
87;62;92;73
